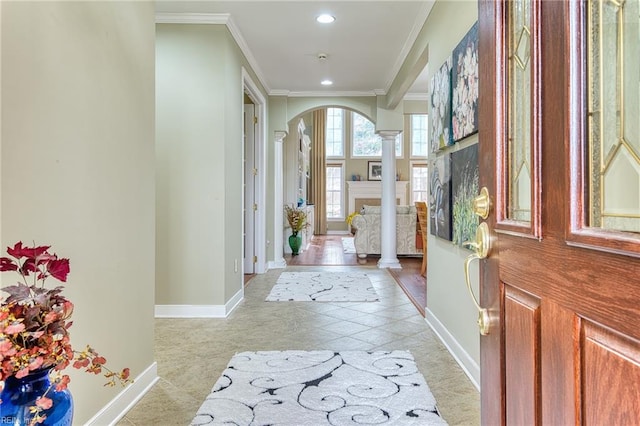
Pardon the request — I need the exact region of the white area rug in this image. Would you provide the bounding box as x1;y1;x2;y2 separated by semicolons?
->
342;237;356;253
191;350;448;426
266;271;378;302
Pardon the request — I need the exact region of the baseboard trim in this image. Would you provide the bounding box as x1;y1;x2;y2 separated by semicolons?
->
155;304;225;318
155;288;244;318
225;288;244;316
86;362;159;425
424;308;480;390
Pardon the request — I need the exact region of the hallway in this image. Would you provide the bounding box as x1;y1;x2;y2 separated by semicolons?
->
121;265;479;425
284;235;426;315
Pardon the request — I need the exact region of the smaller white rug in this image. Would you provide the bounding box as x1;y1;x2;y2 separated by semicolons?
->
341;237;356;253
266;271;378;302
191;350;448;426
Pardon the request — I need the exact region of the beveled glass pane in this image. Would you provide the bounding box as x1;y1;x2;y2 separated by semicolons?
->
588;0;640;233
507;0;532;222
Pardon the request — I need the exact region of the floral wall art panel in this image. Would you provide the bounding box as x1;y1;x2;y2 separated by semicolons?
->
452;21;479;142
429;153;452;241
429;56;453;153
452;143;479;248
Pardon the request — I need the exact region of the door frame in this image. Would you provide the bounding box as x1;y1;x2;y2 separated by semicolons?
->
242;67;266;274
243;102;256;273
478;1;504;422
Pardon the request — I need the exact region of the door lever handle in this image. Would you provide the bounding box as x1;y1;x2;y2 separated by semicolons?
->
463;222;491;335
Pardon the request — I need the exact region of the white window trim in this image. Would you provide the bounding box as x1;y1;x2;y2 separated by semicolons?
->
326;108;346;159
326;160;346;221
395;132;405;159
410;160;429;204
409;114;429;159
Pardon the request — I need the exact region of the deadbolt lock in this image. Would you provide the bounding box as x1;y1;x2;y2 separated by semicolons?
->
472;187;491;219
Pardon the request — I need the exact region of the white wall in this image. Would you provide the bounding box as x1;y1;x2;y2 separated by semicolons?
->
156;24;227;307
386;0;481;383
423;1;481;383
156;23;267;310
1;1;156;422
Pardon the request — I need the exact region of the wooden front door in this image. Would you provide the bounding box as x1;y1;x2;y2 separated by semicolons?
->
478;0;640;423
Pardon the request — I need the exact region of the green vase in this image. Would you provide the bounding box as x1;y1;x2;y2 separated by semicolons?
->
288;233;302;255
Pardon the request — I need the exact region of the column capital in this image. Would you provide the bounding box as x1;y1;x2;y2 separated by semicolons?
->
376;130;401;141
274;131;287;143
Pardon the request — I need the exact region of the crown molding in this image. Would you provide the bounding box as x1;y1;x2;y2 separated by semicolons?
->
224;15;271;93
276;90;378;98
403;93;429;101
155;13;271;94
269;90;290;97
383;0;435;93
155;12;230;24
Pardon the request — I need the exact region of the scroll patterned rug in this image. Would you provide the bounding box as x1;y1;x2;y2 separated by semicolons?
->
342;237;356;253
191;350;448;426
265;271;378;302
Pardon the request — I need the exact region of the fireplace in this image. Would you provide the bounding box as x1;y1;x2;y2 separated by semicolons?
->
346;181;409;214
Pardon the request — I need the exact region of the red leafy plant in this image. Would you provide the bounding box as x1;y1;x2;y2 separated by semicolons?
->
0;242;131;424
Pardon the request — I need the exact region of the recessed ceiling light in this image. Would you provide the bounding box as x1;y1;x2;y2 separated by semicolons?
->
321;79;333;86
316;14;335;24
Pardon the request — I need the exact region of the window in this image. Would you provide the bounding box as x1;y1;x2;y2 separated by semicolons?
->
326;108;344;157
326;162;344;219
410;114;428;157
352;113;378;157
351;112;402;158
411;162;428;203
394;132;404;158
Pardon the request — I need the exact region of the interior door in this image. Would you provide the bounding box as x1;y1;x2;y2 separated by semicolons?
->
243;102;256;274
477;0;640;423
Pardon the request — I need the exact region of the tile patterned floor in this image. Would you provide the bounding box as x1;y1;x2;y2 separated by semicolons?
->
118;266;480;425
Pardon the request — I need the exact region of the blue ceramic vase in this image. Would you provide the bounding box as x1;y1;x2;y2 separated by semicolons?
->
0;368;73;425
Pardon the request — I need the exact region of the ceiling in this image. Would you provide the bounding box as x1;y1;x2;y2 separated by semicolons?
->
155;1;434;98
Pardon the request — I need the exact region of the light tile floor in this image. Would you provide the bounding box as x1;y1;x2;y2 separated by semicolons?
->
119;266;480;425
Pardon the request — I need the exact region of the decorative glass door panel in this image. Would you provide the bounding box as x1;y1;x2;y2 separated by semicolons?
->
508;0;532;223
588;0;640;234
503;0;540;237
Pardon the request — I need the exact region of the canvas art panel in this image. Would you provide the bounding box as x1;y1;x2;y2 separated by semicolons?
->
451;144;479;248
429;154;452;241
429;56;453;153
452;21;479;142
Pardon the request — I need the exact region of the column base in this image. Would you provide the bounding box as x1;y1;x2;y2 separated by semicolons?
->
268;258;287;270
378;258;402;269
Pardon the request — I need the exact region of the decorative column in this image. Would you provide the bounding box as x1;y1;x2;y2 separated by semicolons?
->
377;131;402;269
272;131;287;268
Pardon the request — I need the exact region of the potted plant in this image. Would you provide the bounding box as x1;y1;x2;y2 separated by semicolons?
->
284;205;308;255
0;242;131;425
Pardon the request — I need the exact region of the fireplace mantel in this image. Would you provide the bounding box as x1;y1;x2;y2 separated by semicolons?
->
346;181;409;214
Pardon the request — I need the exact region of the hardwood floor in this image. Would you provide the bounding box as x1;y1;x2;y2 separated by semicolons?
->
283;234;426;316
